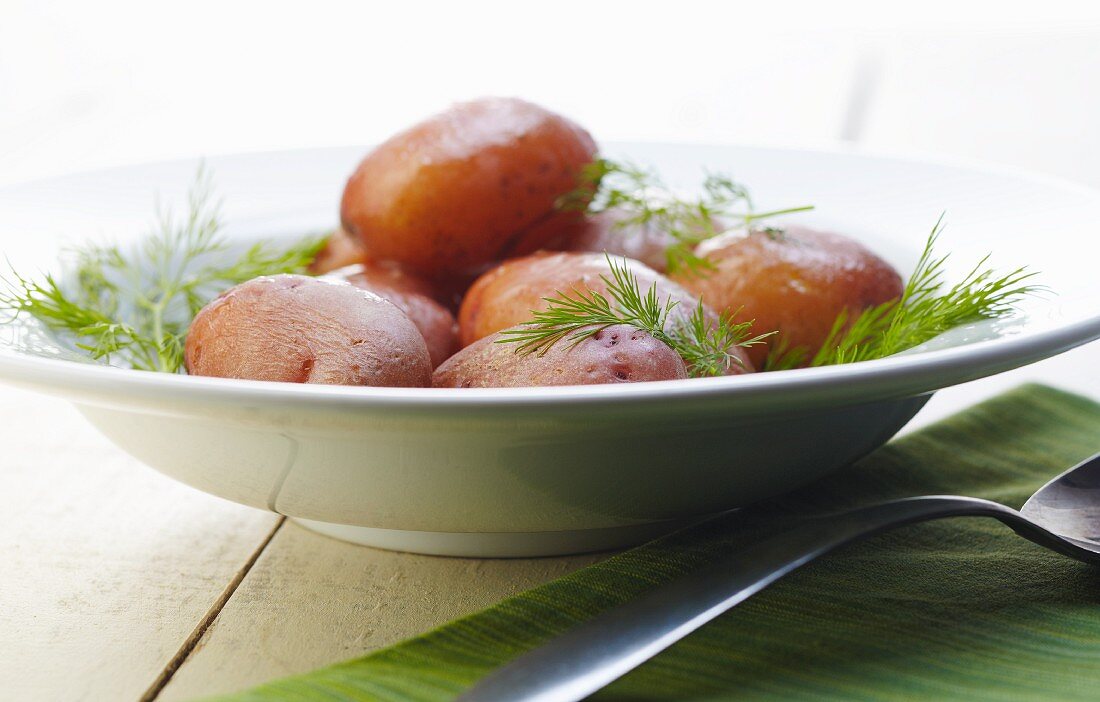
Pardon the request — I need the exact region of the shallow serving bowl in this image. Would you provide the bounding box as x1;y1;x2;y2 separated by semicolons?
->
0;143;1097;556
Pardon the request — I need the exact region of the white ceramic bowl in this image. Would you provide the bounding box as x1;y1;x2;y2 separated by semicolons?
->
1;144;1097;556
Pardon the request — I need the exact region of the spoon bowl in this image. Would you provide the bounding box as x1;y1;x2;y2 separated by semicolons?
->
1022;451;1100;547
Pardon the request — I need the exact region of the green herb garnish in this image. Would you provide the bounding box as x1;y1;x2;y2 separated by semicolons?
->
503;219;1039;374
0;169;326;372
558;158;814;275
496;255;774;378
764;216;1042;370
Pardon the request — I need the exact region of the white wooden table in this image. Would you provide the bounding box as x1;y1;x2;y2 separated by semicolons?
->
2;10;1100;699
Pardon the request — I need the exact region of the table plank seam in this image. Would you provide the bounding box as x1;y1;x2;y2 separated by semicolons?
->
139;516;287;702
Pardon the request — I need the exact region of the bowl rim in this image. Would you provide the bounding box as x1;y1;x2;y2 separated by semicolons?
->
1;142;1098;413
0;316;1096;411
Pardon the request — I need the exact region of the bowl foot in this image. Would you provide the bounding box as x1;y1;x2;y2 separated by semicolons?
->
292;517;690;557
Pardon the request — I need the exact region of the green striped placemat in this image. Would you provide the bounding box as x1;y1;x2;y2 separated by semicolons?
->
214;384;1100;701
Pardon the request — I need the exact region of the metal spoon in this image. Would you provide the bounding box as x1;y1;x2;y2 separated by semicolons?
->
458;452;1100;702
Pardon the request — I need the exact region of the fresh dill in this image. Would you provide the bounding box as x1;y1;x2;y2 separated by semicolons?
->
496;255;774;378
764;216;1042;370
558;158;814;275
0;168;326;372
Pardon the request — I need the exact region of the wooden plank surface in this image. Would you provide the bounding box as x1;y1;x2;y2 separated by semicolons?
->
0;388;281;701
158;524;604;700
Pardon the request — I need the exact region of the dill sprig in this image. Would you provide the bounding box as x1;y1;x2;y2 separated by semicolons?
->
0;168;326;372
764;216;1042;370
558;158;814;275
496;255;774;378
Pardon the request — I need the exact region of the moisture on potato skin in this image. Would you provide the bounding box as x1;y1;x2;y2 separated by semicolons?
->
185;275;431;387
676;226;905;367
432;324;689;388
340;97;598;278
333;262;459;368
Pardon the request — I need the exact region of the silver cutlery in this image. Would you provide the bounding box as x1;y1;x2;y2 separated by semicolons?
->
458;451;1100;702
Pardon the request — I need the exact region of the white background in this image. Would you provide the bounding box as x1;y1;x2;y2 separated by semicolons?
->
4;0;1100;187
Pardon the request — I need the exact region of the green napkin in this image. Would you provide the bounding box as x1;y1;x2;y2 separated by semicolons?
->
217;384;1100;701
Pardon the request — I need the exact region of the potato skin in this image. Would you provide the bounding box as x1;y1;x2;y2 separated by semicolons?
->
539;209;685;272
456;251;752;374
433;324;689;388
458;252;688;347
333;262;459;367
676;226;905;367
308;227;370;275
340;97;598;278
185;275;431;387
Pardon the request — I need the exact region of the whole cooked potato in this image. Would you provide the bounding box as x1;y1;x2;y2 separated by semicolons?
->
458;252;694;346
675;226;905;367
185;275;431;386
433;324;688;388
457;251;752;374
341;97;598;278
308;227;369;275
333;262;459;367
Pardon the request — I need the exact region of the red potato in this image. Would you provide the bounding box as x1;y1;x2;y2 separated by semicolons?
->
308;227;369;275
532;209;678;272
311;228;472;312
458;252;692;347
544;209;732;273
185;275;431;387
433;324;689;388
341;97;598;278
333;262;459;367
676;226;905;368
456;251;754;374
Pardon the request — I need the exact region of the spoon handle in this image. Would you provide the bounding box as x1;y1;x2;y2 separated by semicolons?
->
457;495;1080;702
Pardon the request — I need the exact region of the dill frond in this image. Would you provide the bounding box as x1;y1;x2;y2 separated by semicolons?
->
558;158;813;275
0;167;326;372
497;255;773;378
764;216;1042;369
